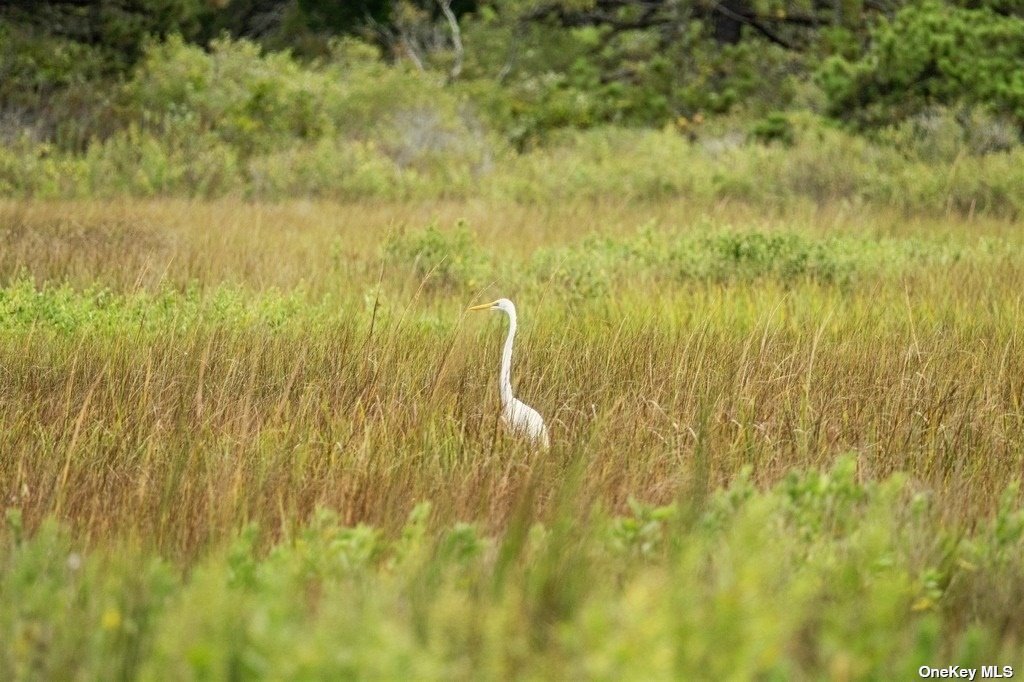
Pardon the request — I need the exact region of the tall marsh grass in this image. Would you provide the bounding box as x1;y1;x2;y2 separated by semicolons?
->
2;199;1024;677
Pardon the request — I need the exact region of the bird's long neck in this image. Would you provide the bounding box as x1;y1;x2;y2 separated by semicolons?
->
499;309;516;407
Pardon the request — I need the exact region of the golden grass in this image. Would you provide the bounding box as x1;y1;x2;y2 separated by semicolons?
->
1;198;1022;560
3;197;1019;292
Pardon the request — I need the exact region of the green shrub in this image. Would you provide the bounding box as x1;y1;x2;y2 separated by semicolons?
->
688;231;858;285
245;138;406;200
384;222;491;292
82;125;241;198
878;107;1021;163
0;279;312;336
0;26;122;151
4;463;1024;678
122;36;334;156
749;113;796;147
529;227;861;293
0;142;87;198
0;106;1022;216
119;36;493;163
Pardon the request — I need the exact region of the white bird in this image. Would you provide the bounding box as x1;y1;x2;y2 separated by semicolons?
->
468;298;550;449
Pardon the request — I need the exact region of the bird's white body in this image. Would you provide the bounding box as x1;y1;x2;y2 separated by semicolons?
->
470;298;550;449
502;397;550;449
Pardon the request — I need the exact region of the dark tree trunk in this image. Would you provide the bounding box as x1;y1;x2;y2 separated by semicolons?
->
712;0;748;44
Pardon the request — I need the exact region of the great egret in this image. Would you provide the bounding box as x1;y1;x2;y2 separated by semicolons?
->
468;298;550;449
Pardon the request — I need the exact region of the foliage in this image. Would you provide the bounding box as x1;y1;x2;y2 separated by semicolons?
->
0;25;116;150
877;107;1022;162
3;463;1024;678
461;13;803;145
122;36;331;156
385;222;491;292
820;1;1024;128
4;0;1024;670
0;0;208;72
121;36;475;157
523;223;1000;300
3;0;1024;154
2;1;1024;202
2;120;1023;216
749;113;796;146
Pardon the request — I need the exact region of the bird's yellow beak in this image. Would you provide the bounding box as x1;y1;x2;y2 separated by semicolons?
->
468;300;498;311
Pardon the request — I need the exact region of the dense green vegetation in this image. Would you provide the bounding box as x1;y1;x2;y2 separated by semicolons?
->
7;463;1024;678
1;0;1022;211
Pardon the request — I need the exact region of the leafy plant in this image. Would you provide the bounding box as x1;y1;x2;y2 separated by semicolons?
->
384;221;490;292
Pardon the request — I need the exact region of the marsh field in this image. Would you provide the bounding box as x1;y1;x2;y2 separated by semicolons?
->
5;0;1024;675
1;193;1023;679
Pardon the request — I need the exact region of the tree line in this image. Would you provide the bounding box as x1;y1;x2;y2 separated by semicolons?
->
2;0;1023;142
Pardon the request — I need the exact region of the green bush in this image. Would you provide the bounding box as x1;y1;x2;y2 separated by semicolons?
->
111;36;498;192
4;462;1024;678
528;235;626;301
122;36;336;156
384;222;491;293
0;142;87;198
82;124;241;198
533;223;838;300
524;224;1005;297
0;278;313;336
749;113;796;147
0;119;1021;216
245;138;405;200
878;107;1021;163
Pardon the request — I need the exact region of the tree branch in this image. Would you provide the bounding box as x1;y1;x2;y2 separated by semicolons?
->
710;1;796;49
437;0;464;82
521;0;839;50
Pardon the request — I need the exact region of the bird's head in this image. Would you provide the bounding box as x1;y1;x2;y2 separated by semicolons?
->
468;298;515;314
